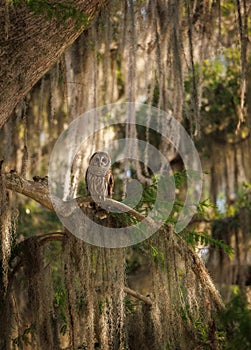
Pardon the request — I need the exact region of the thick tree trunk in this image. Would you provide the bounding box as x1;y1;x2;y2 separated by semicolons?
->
0;0;109;127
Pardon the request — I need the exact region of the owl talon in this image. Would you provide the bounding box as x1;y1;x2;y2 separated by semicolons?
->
95;210;108;220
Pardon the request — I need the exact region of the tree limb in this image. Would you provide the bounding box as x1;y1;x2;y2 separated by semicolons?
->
4;172;53;210
3;172;158;229
124;286;153;306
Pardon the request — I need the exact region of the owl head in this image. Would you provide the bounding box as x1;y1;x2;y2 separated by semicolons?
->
88;151;111;176
89;151;111;167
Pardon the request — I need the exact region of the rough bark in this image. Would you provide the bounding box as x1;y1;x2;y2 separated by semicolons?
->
4;172;53;210
0;0;109;127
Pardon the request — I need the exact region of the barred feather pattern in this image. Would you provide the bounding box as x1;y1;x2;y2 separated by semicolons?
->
86;152;114;203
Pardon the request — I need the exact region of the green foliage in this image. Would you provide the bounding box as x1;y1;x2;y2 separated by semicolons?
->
173;169;203;189
12;324;35;349
217;289;251;349
115;56;125;98
184;43;249;143
17;200;63;238
14;0;88;28
196;198;215;216
98;300;103;315
201;45;246;139
111;171;233;258
54;284;66;307
148;244;164;264
235;182;251;211
172;170;187;190
194;321;210;345
125;298;136;314
178;291;224;349
77;180;88;196
125;252;141;274
134;177;158;215
109;211;138;227
54;285;68;335
180;228;233;257
201;52;241;132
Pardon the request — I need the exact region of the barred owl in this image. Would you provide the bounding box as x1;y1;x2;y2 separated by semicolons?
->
85;151;114;204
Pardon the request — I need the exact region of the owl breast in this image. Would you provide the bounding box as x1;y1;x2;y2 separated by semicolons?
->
86;151;114;205
86;172;108;202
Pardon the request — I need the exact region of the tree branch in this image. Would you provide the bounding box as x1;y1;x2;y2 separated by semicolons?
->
4;172;53;210
124;286;153;306
3;172;158;229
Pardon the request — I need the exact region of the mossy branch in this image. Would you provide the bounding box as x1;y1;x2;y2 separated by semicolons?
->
124;286;153;306
3;171;158;229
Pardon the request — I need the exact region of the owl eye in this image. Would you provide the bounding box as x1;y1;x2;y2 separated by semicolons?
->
93;158;99;165
101;156;108;165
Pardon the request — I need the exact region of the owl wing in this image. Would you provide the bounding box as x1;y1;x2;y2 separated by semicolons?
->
106;169;114;198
